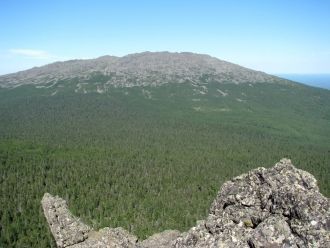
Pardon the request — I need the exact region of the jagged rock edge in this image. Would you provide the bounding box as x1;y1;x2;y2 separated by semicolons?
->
41;158;330;247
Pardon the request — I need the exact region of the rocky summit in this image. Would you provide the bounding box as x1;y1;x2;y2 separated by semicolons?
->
0;52;286;89
42;159;330;247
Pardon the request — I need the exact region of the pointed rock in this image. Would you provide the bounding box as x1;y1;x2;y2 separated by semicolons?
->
42;159;329;247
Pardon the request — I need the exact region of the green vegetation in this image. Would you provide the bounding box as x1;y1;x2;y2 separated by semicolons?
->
0;81;329;247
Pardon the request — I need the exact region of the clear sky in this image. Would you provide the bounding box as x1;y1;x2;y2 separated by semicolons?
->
1;0;329;75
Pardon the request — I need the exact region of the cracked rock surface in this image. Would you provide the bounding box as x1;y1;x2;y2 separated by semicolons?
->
42;159;329;247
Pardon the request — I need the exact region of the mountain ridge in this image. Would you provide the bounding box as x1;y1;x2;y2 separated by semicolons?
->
0;52;288;89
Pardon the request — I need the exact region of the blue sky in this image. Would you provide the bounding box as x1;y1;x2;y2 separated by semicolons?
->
0;0;329;75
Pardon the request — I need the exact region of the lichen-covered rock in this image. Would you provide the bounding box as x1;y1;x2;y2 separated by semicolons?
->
173;158;330;248
41;193;91;248
41;193;138;248
140;230;181;248
70;227;138;248
248;216;298;247
42;159;330;247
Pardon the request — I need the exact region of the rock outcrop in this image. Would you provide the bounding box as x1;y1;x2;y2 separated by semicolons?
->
42;159;330;247
173;158;330;247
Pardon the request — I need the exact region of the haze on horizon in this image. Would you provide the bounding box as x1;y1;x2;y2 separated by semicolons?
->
0;0;329;76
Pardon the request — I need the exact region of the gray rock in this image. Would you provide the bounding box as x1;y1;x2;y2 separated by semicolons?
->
248;216;298;247
42;159;330;247
0;52;287;89
70;227;138;248
173;158;330;248
140;230;181;248
41;193;91;248
41;193;138;248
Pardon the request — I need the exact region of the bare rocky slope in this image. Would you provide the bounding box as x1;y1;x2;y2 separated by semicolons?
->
42;159;330;247
0;52;287;89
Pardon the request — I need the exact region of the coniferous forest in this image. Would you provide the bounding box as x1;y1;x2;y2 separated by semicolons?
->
0;81;329;247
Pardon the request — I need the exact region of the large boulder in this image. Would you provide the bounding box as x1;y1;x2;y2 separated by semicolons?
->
42;159;329;247
173;158;330;247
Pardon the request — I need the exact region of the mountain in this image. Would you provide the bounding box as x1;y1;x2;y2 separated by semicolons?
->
0;52;286;90
0;52;329;247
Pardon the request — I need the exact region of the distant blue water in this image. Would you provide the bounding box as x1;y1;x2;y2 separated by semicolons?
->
276;74;330;90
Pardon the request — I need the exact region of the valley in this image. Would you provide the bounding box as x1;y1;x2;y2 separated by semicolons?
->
0;52;329;247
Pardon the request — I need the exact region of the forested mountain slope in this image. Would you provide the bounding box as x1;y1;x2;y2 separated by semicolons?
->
0;52;329;247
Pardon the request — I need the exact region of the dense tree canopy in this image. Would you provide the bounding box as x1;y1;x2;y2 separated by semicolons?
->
0;82;329;247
